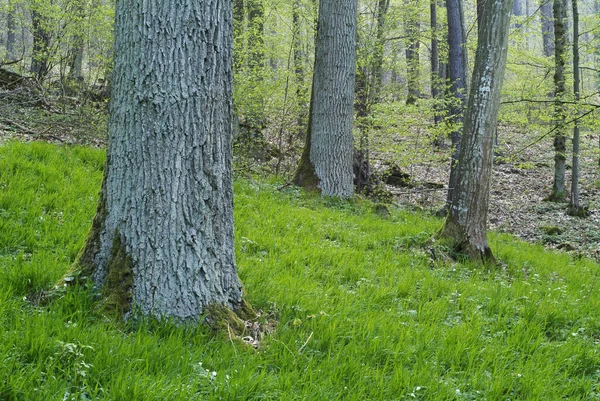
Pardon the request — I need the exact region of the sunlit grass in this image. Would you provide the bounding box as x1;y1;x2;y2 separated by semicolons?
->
1;141;599;400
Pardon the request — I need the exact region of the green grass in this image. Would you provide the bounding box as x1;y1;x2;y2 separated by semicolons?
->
1;141;600;400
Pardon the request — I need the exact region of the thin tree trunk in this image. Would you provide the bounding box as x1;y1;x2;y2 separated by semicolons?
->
6;5;16;59
76;0;244;321
30;10;51;80
513;0;523;27
568;0;585;215
293;0;308;130
440;0;514;263
445;0;468;207
406;1;421;105
541;0;555;57
431;0;443;126
548;0;568;201
293;0;358;198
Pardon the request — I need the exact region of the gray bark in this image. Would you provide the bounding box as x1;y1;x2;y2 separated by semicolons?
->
445;0;468;206
541;0;554;57
78;0;242;320
441;0;514;263
549;0;567;201
294;0;358;198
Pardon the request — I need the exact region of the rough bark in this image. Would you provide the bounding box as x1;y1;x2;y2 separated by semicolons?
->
445;0;468;206
540;0;555;57
440;0;514;264
548;0;567;202
76;0;243;321
293;0;357;198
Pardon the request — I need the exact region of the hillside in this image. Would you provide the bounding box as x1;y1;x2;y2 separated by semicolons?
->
1;142;600;400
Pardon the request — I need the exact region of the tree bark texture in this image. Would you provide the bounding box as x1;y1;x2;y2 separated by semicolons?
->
293;0;357;198
441;0;514;263
549;0;567;201
445;0;468;206
540;0;555;57
77;0;243;320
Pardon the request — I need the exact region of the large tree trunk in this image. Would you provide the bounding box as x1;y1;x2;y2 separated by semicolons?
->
445;0;468;207
76;0;244;321
293;0;358;198
440;0;514;263
548;0;567;201
540;0;555;57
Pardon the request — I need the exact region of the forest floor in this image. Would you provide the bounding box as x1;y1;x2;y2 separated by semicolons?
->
2;90;599;261
386;123;600;262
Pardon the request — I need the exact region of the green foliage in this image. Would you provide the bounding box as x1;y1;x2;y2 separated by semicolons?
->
1;143;600;399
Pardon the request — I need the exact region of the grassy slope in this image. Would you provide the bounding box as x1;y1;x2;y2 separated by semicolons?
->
1;142;599;400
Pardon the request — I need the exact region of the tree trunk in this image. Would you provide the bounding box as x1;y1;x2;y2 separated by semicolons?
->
293;0;308;129
513;0;523;27
372;0;390;105
445;0;468;206
354;0;390;193
75;0;244;321
440;0;514;263
540;0;555;57
293;0;358;198
548;0;567;201
233;0;245;70
431;0;443;126
405;1;421;105
6;5;16;59
568;0;585;215
30;10;51;80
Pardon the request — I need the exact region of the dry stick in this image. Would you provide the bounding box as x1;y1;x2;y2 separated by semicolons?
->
0;118;37;135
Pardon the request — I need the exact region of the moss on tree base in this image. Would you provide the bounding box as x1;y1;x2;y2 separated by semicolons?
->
204;298;258;337
98;233;134;318
438;217;497;266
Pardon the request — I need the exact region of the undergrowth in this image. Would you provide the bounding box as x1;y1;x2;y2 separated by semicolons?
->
1;142;599;400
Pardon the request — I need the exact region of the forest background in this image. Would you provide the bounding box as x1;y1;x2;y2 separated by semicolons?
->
0;0;600;255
